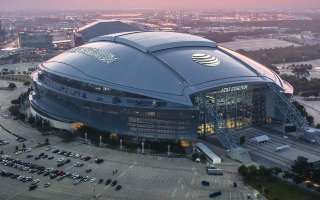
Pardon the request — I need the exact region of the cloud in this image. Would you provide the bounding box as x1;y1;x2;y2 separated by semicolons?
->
1;0;319;11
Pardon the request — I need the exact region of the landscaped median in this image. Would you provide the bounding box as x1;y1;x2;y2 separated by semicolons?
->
238;164;320;200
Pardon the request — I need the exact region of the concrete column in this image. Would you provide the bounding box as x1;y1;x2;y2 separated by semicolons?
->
120;139;123;150
167;144;171;156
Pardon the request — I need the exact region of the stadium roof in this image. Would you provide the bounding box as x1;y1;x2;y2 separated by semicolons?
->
76;20;140;42
41;31;292;106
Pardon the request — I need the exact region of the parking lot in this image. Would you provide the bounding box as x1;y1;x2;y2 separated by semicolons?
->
0;80;260;200
0;133;256;200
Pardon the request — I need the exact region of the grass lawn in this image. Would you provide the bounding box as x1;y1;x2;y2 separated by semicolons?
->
248;177;320;200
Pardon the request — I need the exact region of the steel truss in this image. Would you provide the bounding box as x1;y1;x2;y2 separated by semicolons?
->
267;83;307;129
195;95;237;150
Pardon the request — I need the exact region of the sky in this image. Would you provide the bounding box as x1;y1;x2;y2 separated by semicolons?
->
1;0;320;11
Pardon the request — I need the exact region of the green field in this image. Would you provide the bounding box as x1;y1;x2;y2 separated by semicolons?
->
248;177;320;200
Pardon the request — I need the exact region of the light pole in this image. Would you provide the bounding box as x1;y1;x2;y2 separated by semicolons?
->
84;132;88;144
141;141;144;154
99;135;102;147
120;138;123;150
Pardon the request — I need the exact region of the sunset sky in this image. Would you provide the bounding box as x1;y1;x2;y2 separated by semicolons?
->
1;0;320;10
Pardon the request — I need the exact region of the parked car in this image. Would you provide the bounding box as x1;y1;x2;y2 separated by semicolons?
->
111;180;117;187
201;180;210;186
94;158;104;164
115;185;122;191
209;191;222;198
29;184;37;191
44;183;51;188
105;179;112;185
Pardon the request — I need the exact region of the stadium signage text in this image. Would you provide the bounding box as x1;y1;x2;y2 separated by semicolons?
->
68;47;118;64
213;85;248;94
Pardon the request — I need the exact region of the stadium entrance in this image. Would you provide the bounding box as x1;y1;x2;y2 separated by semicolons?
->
197;84;267;135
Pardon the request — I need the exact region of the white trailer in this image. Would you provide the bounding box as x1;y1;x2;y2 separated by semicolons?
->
275;144;290;152
195;143;222;164
251;135;270;144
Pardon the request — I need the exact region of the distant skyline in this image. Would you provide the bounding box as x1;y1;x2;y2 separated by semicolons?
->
1;0;320;11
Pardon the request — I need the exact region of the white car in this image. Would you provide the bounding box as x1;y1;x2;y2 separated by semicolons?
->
73;162;84;167
44;182;51;188
57;158;65;163
31;179;40;185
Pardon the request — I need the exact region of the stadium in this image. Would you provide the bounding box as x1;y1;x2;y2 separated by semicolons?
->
29;31;305;149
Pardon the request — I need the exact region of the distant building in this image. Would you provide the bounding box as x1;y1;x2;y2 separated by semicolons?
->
0;21;5;42
18;32;53;49
53;40;73;50
73;20;140;47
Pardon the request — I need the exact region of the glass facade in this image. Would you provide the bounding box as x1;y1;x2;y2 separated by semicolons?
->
197;84;267;135
32;70;198;140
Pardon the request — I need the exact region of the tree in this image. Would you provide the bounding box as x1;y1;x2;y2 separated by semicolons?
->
264;188;270;196
238;165;248;177
23;81;31;86
292;174;304;184
291;65;310;79
258;165;271;176
271;167;282;176
248;165;258;176
292;156;312;180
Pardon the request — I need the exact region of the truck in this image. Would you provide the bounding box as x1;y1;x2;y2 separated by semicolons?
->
207;168;223;176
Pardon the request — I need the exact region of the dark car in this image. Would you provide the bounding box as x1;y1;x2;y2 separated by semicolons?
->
85;169;92;173
94;158;104;164
52;149;59;154
57;163;64;167
98;179;104;184
105;179;112;185
111;180;117;187
233;182;237;188
82;156;91;161
115;185;122;191
209;191;222;198
43;172;50;176
17;138;26;142
29;185;37;191
48;156;54;160
50;174;57;179
201;180;210;186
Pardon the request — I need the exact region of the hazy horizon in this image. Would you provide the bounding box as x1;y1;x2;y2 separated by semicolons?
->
1;0;320;11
